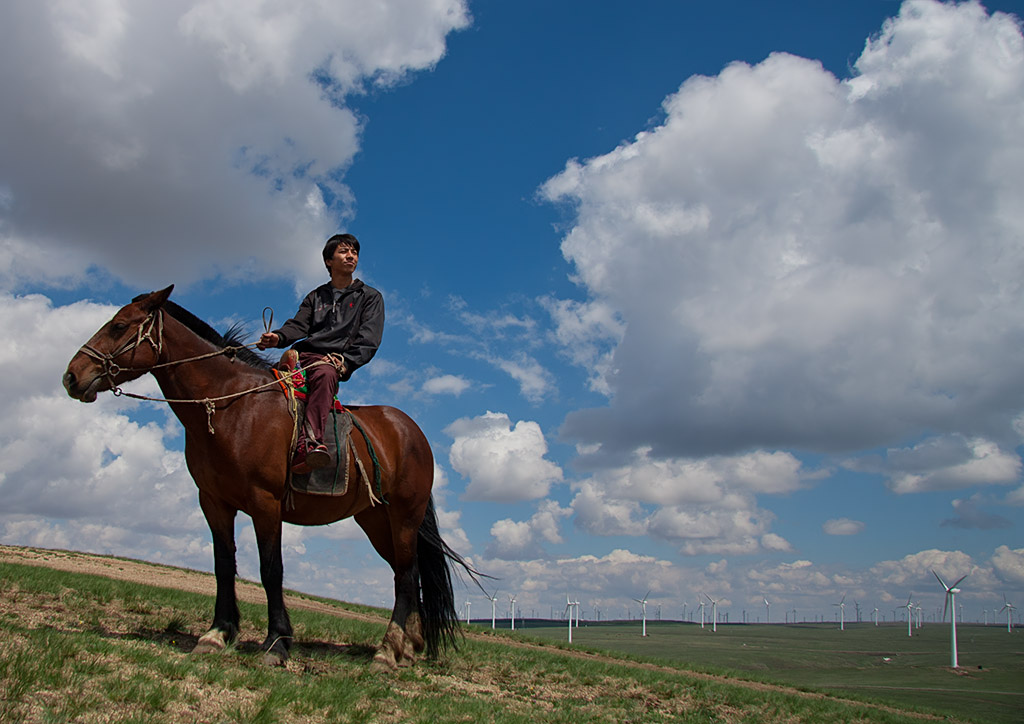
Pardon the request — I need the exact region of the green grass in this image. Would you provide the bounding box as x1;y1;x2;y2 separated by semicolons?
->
520;619;1024;724
1;557;1017;723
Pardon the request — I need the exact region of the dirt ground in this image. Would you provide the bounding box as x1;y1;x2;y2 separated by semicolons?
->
0;544;382;624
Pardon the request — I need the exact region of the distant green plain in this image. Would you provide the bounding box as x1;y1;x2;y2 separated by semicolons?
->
518;618;1024;724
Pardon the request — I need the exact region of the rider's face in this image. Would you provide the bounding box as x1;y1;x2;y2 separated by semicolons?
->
327;243;358;275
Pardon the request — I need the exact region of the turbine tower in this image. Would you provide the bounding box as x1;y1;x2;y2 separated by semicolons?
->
933;570;968;668
833;594;847;631
508;593;518;631
564;595;575;643
872;607;879;626
488;590;499;630
632;591;651;637
704;593;719;633
763;596;770;624
904;594;914;637
698;600;706;629
999;595;1016;632
464;600;471;624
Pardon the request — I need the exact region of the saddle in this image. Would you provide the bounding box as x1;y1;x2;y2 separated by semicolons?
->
273;352;382;503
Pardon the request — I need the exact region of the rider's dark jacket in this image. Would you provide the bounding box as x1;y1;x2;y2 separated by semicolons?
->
271;280;384;381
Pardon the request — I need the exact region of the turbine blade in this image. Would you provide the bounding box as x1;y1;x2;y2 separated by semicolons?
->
932;569;948;589
951;574;968;589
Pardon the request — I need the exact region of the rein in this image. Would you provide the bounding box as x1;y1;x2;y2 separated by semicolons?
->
78;307;335;434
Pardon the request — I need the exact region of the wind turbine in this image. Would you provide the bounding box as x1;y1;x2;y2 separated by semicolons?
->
872;607;879;626
697;600;706;629
833;594;847;631
488;590;499;630
508;593;518;631
464;600;472;624
632;591;651;636
933;570;968;668
763;596;770;624
564;595;575;643
999;595;1016;632
904;594;914;637
704;593;718;633
854;600;861;624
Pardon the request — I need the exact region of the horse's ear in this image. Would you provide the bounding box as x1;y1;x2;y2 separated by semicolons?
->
139;284;174;312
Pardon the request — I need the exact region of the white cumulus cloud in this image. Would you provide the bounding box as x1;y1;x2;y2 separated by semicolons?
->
0;0;469;291
422;374;471;396
487;500;571;560
541;0;1024;468
823;518;865;536
445;411;563;502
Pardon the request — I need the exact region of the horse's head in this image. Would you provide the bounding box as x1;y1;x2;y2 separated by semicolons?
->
63;285;174;402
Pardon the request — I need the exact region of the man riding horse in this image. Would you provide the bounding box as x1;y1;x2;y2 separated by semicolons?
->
64;236;473;669
258;233;384;473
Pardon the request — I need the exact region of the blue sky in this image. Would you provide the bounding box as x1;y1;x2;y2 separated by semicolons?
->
1;0;1023;625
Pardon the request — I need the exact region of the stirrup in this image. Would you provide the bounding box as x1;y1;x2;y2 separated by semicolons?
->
306;442;330;469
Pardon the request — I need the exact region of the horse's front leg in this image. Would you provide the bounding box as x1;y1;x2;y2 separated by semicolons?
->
251;493;293;667
194;491;241;654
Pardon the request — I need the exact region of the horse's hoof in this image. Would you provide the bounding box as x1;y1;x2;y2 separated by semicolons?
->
262;650;288;667
193;631;227;654
372;649;398;672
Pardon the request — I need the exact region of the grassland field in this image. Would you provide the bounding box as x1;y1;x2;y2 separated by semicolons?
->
1;546;1021;724
514;617;1023;724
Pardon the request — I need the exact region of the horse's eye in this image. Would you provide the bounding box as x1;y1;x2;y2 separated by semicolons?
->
110;322;128;334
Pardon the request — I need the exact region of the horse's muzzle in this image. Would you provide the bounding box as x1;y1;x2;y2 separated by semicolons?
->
63;364;106;403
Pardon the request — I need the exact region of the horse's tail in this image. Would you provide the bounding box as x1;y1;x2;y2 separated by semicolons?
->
416;496;484;658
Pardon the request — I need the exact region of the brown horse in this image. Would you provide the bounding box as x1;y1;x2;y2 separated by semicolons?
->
62;285;476;668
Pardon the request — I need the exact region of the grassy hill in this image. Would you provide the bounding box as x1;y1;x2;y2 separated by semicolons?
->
1;546;1017;723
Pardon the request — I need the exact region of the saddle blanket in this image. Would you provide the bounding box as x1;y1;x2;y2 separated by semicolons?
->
290;406;355;496
272;368;362;497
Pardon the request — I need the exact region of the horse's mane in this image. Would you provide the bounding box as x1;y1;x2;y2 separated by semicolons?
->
161;300;272;371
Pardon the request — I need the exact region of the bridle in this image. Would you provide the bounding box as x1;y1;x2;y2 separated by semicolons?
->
77;309;165;390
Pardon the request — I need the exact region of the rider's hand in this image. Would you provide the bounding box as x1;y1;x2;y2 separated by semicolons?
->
257;332;279;350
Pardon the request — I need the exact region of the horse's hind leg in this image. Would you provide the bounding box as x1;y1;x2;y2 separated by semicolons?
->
194;492;241;654
355;505;423;669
